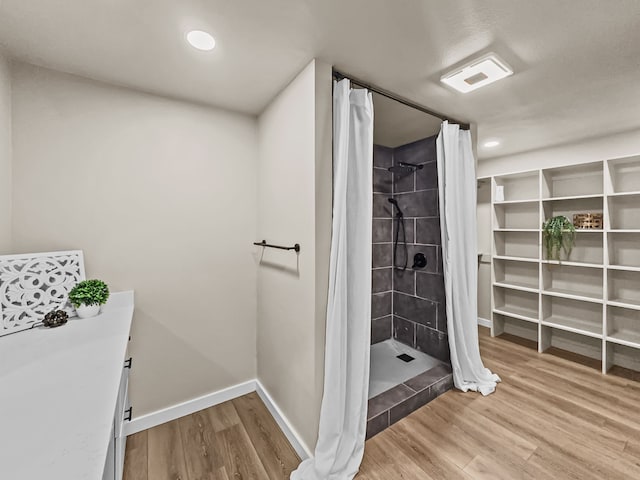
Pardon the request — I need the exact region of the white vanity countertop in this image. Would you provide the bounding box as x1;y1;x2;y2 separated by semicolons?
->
0;291;134;480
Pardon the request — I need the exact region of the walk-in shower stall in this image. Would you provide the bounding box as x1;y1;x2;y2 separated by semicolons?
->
367;100;453;438
298;76;497;479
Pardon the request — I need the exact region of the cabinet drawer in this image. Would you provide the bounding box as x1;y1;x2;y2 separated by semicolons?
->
114;365;130;439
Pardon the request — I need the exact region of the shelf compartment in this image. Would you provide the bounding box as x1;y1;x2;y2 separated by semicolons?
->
608;232;640;269
494;258;539;291
493;314;538;343
494;231;539;260
494;286;539;321
606;342;640;373
541;295;603;338
542;326;603;361
542;264;603;301
543;289;603;304
542;162;603;198
542;197;603;227
607;306;640;348
608;194;640;230
494;171;539;202
494;202;540;230
608;269;640;308
608;156;640;194
542;230;603;264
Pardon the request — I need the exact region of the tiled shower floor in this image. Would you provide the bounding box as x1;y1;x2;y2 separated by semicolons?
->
369;339;442;398
367;339;453;439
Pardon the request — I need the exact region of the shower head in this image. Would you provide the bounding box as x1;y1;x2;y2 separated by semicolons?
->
387;198;404;216
387;162;424;175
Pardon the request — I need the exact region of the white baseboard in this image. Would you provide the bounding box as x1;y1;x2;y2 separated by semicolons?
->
478;317;492;328
124;378;313;462
255;380;313;461
124;379;256;436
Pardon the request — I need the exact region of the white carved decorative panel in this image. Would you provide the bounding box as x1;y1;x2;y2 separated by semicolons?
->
0;251;86;336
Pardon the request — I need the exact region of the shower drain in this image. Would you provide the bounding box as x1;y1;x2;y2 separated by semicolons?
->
396;353;415;363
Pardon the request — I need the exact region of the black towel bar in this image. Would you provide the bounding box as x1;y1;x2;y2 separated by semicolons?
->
254;240;300;253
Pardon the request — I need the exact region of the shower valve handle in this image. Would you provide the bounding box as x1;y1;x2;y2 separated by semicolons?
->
412;253;427;269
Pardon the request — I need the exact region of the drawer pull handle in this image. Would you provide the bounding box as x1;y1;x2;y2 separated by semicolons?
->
124;357;133;369
124;407;133;422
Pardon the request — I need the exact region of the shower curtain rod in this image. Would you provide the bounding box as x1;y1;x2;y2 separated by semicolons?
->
332;69;470;130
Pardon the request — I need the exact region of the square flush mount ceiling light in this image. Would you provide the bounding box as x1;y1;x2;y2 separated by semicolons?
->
440;53;513;93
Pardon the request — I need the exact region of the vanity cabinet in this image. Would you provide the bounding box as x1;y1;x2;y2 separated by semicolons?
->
0;291;135;480
104;350;133;480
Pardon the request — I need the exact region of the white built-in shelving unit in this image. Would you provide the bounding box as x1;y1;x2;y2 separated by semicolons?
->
485;155;640;374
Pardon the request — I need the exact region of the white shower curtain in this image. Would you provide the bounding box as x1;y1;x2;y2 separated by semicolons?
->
291;80;373;480
437;121;500;396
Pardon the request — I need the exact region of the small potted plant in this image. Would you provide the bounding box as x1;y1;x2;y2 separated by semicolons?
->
542;215;576;261
69;279;110;318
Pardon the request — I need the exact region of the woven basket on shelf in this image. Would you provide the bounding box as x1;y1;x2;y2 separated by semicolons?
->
573;213;603;230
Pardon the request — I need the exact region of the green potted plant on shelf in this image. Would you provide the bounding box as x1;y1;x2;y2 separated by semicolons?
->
68;279;110;319
542;215;576;261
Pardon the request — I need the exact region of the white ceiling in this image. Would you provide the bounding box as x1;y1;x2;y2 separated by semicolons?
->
1;0;639;159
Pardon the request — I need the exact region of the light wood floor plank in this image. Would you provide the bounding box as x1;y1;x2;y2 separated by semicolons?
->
147;420;189;480
463;454;534;480
122;430;147;480
524;446;603;480
218;423;270;479
467;390;632;480
232;392;300;479
402;410;477;469
624;439;640;463
177;409;225;480
363;434;449;480
497;379;627;452
430;394;538;461
206;399;241;433
381;427;473;480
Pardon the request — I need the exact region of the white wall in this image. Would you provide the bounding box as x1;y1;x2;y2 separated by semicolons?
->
478;129;640;178
256;59;332;453
11;62;259;417
476;129;640;324
0;53;11;252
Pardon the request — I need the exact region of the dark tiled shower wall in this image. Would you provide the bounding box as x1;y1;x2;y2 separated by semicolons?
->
370;137;450;364
392;136;450;363
371;145;394;344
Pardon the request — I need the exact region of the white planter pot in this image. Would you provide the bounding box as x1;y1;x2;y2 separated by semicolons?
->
76;304;101;319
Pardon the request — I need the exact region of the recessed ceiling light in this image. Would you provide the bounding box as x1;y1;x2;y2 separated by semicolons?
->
484;140;501;148
186;30;216;51
441;53;513;93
